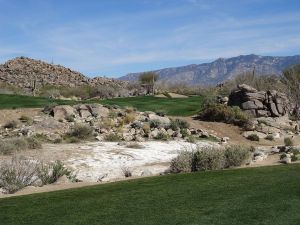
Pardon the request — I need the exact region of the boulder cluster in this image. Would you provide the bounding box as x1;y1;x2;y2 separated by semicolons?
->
0;57;128;90
0;104;218;143
228;84;289;117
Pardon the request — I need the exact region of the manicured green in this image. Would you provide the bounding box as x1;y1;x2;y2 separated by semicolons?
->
0;94;76;109
100;96;204;116
0;164;299;225
0;94;204;116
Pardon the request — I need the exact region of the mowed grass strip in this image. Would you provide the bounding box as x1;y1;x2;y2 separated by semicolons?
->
100;96;204;116
0;94;204;116
0;94;76;109
0;164;299;225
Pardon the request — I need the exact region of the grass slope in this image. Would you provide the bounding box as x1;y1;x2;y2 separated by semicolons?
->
0;94;76;109
0;164;299;225
100;96;204;116
0;94;204;116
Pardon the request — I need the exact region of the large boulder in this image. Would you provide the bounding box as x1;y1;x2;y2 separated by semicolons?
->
86;104;109;118
52;105;75;120
148;114;171;126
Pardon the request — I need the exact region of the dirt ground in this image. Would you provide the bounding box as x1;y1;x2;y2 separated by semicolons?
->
0;108;42;126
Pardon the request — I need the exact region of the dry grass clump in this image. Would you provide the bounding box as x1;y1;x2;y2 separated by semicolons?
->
0;137;42;155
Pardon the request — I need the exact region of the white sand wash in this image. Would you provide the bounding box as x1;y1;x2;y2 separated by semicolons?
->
66;141;216;182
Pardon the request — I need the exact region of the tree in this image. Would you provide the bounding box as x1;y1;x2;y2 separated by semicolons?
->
139;72;159;95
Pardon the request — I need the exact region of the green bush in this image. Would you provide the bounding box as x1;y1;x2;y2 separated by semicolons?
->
149;119;161;128
247;134;260;141
169;119;190;131
186;136;197;143
194;147;225;171
3;120;18;129
154;132;170;141
224;145;251;168
265;135;274;141
70;124;93;139
198;103;250;127
284;137;294;146
170;151;194;173
180;128;189;138
291;155;298;162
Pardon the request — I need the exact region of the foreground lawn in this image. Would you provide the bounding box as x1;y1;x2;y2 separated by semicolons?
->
0;94;204;116
0;164;299;225
100;95;204;116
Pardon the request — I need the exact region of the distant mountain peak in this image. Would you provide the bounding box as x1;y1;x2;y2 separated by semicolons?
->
119;54;300;85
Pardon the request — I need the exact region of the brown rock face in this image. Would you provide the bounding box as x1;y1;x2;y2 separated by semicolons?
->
228;84;289;117
0;57;128;91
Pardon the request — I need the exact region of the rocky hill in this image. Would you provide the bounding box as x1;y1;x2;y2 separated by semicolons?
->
119;54;300;85
0;57;127;91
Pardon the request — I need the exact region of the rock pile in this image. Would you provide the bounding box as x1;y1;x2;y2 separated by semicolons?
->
228;84;289;117
0;57;128;91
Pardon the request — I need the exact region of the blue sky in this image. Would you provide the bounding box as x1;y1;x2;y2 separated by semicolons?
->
0;0;300;77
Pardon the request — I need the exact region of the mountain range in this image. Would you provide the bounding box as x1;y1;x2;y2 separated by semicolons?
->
119;54;300;85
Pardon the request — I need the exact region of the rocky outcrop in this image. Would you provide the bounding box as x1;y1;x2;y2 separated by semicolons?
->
0;57;128;91
228;84;289;117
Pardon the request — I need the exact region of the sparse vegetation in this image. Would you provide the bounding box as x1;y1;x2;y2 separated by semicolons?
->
224;145;251;168
104;133;122;142
284;137;294;146
194;147;225;171
121;167;132;178
126;142;144;149
19;115;33;125
149;119;161;128
69;124;93;140
170;151;194;173
3;120;18;129
37;160;74;185
198;103;250;128
0;137;42;155
154;132;170;141
124;113;136;124
0;157;39;194
169;119;190;131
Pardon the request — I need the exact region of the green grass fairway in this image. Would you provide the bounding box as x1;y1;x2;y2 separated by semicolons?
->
100;96;204;116
0;94;204;116
0;165;299;225
0;94;76;109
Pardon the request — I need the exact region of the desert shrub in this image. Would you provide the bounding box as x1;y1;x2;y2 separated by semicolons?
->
265;135;274;141
180;128;189;138
154;132;170;141
186;136;197;143
124;113;136;124
101;118;115;129
66;136;80;143
198;103;250;128
247;134;260;141
25;137;42;149
33;133;49;142
19;115;33;125
280;153;287;160
53;138;62;144
170;151;194;173
224;145;251;167
169;119;190;131
108;110;118;119
0;157;38;194
284;137;294;146
3;120;18;129
65;115;75;122
105;133;122;142
125;107;136;114
70;124;93;139
126;142;144;149
121;167;132;178
194;147;225;171
37;160;74;185
291;148;299;156
0;137;42;155
155;110;167;117
291;155;298;162
142;123;151;135
149;119;161;128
